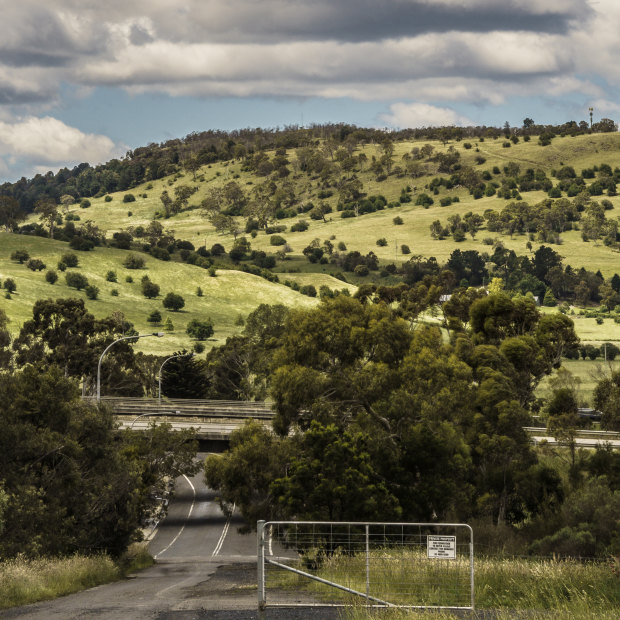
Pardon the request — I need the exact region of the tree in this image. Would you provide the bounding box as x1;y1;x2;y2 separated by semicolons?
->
0;365;198;558
162;292;185;312
26;258;46;271
10;250;29;264
205;421;292;525
0;195;26;231
160;350;208;399
123;253;145;269
3;279;16;293
65;271;89;290
45;270;58;284
593;370;620;431
141;277;160;299
147;309;162;323
271;422;401;521
34;198;60;239
61;252;79;268
186;318;214;341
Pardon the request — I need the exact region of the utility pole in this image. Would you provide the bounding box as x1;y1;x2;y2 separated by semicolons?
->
589;107;594;129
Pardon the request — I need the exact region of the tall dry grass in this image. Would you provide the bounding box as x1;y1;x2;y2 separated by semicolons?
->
0;543;153;610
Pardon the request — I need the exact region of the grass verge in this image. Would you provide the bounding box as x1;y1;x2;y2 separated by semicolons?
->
269;551;619;619
0;543;153;609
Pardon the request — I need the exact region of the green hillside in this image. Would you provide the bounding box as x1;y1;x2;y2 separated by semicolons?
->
0;232;328;354
34;132;619;278
3;130;620;358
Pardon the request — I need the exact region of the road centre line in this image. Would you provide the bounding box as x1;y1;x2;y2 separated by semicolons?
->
154;474;196;559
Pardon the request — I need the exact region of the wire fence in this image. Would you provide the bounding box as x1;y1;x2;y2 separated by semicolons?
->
257;521;474;614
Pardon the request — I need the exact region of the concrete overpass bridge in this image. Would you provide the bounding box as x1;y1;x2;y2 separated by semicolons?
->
93;397;274;443
92;397;620;450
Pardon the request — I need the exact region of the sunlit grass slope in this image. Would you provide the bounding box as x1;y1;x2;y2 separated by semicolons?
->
0;232;318;354
73;132;620;277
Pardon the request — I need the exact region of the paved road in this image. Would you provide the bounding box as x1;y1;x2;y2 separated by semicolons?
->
4;459;335;619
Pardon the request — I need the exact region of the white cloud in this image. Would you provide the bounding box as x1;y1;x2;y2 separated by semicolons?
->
380;102;474;128
0;116;126;170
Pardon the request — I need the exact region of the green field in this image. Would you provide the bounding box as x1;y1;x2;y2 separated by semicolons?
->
0;232;320;354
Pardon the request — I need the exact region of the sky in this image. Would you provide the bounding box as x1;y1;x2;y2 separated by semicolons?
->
1;0;619;182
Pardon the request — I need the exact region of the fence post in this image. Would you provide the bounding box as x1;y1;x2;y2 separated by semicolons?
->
469;526;475;610
365;524;370;601
257;520;266;618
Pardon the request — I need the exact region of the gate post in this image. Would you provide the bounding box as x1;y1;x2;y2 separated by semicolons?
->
257;520;266;618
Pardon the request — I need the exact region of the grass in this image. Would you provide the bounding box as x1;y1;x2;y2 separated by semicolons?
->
0;544;154;609
0;554;120;609
537;358;620;402
269;550;619;619
62;132;620;278
0;232;318;354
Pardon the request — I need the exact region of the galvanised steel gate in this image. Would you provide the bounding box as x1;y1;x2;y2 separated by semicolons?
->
257;521;474;614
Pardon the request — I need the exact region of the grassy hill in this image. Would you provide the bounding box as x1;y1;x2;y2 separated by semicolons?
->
3;131;620;361
69;132;620;277
0;232;331;354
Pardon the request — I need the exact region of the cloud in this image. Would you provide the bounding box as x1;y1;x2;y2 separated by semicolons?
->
0;0;604;109
381;102;474;128
0;116;126;177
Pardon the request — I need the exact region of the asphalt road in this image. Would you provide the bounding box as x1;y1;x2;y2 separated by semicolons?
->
4;459;338;619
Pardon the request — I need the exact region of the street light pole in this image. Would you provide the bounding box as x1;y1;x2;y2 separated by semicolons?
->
97;332;164;402
158;352;194;404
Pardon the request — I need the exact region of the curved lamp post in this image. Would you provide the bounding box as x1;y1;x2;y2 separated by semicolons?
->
97;332;164;402
158;352;194;404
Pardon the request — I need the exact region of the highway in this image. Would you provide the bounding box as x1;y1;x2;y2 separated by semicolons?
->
5;457;327;619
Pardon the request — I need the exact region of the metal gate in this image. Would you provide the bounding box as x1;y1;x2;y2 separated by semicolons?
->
258;521;474;613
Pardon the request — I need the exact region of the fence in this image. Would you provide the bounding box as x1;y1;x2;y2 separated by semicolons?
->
257;521;474;614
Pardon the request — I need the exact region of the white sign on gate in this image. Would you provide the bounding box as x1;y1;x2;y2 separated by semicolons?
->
427;535;456;559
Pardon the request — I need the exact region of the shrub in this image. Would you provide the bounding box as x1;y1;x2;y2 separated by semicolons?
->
123;194;136;203
150;247;170;261
210;243;225;256
104;195;113;202
10;250;29;263
85;285;99;300
415;193;434;207
193;342;205;354
3;278;16;293
337;241;347;251
45;269;58;284
125;275;133;283
141;278;160;299
106;270;117;282
147;309;162;323
299;284;317;297
65;272;89;290
69;237;95;251
291;220;309;232
162;292;185;311
61;252;79;268
186;318;214;340
354;265;369;277
57;261;66;272
393;216;403;225
123;254;145;269
196;287;203;297
270;235;287;246
26;258;46;271
401;244;411;254
80;199;91;208
376;238;388;247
